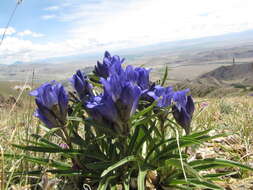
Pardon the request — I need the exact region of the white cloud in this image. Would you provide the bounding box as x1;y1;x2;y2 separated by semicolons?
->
1;0;253;64
0;27;16;36
57;0;129;23
17;30;44;38
0;35;99;64
41;14;56;20
44;6;60;11
70;0;253;45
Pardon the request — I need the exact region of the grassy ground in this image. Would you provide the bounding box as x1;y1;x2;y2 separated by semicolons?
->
0;81;21;97
0;94;253;189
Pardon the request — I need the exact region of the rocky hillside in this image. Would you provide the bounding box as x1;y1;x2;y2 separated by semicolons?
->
176;62;253;97
200;62;253;84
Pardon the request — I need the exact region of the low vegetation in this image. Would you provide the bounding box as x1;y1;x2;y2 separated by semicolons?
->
0;52;253;190
1;95;253;189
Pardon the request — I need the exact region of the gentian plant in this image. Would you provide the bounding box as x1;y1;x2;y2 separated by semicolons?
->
11;51;253;189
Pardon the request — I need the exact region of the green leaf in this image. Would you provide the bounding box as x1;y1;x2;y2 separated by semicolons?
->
127;125;141;155
161;65;168;86
44;127;62;137
68;116;83;122
30;134;62;148
86;161;115;170
11;169;82;176
193;164;223;171
153;153;188;162
101;155;137;177
165;159;201;180
98;176;115;190
108;142;117;160
145;137;199;162
169;179;223;190
132;113;157;128
170;185;195;190
189;158;253;171
12;144;82;154
85;118;118;136
164;135;221;154
4;154;71;170
21;139;48;147
70;133;88;147
123;169;134;190
85;147;108;161
131;101;156;121
203;172;237;179
186;129;212;138
188;180;224;190
137;165;147;190
132;127;146;155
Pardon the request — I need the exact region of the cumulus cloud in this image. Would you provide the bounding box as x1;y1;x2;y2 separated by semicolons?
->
0;27;16;36
61;0;253;49
1;0;253;64
17;30;44;38
0;33;101;64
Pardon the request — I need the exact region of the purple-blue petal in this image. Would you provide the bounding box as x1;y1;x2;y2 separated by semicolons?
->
31;81;68;128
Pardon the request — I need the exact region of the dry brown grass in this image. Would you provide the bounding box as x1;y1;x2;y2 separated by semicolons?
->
0;95;253;189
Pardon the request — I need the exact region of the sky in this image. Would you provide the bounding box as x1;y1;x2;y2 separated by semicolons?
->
0;0;253;64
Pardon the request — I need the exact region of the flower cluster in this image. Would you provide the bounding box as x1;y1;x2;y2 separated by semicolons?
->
94;51;125;78
30;81;68;128
70;70;93;101
31;51;195;135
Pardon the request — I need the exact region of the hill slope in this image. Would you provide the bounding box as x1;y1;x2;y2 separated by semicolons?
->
200;62;253;83
176;62;253;97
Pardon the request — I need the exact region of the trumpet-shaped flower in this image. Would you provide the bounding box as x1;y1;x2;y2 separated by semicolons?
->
86;94;118;123
134;67;151;91
70;70;93;101
94;51;125;78
125;66;151;92
30;81;68;128
101;73;142;118
147;85;174;107
172;90;195;134
87;68;141;135
147;86;194;134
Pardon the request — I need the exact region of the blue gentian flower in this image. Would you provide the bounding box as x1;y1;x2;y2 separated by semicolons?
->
30;81;68;128
86;93;120;130
94;51;125;78
134;67;151;91
147;85;174;107
147;86;194;134
101;72;142;119
172;89;195;134
125;65;138;82
70;70;93;101
125;66;151;91
173;89;190;110
87;67;141;135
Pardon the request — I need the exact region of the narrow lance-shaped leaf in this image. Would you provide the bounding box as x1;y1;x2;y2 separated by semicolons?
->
101;156;137;177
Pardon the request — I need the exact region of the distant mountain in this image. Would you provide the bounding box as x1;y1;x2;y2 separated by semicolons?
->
12;61;25;65
2;29;253;84
37;29;253;64
122;29;253;54
12;61;50;65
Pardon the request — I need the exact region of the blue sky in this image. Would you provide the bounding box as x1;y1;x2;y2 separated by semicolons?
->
0;0;253;64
